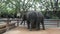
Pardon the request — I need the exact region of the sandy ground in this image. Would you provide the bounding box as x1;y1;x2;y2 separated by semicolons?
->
3;26;60;34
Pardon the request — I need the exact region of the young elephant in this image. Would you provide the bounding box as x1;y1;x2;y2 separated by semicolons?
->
20;14;26;25
20;10;45;31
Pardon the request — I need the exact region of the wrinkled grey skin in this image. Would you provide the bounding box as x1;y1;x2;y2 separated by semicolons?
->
20;10;45;31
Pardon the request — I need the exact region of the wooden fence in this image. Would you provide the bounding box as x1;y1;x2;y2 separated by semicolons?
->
0;18;60;33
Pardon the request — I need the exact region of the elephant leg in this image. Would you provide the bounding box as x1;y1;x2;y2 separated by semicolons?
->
36;18;40;30
24;21;25;26
20;20;23;25
37;19;40;30
41;21;45;30
38;22;40;30
37;22;40;30
29;22;32;31
29;20;34;31
36;21;39;30
27;21;30;29
32;21;36;28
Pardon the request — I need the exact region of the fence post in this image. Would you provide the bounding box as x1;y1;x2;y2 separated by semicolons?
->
17;18;19;27
6;18;10;31
57;20;59;27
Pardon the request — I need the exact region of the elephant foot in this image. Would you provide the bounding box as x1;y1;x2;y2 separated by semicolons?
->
43;28;45;30
27;26;30;29
29;29;32;31
36;29;39;31
27;27;29;29
38;28;40;30
36;28;39;30
36;27;40;30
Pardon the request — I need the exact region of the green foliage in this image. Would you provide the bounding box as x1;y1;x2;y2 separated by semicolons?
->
0;0;60;19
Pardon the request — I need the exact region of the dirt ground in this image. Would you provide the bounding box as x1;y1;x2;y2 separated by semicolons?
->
3;26;60;34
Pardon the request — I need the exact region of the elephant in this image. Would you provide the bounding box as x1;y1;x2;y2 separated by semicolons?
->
20;13;26;25
20;10;45;31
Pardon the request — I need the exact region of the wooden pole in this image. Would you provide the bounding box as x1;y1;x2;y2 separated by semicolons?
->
17;18;19;27
6;18;10;31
